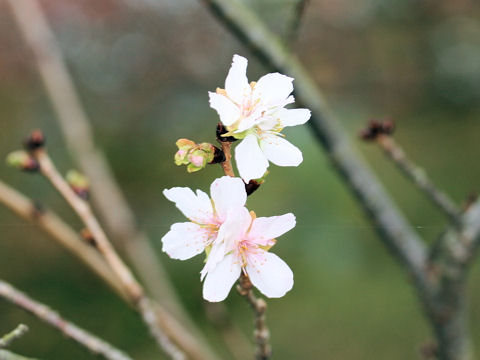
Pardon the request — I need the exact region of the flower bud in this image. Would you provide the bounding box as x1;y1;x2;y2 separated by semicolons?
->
66;170;90;200
6;150;39;172
24;129;46;151
174;139;222;173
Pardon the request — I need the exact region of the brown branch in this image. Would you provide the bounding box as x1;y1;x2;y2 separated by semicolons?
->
0;180;126;299
0;280;132;360
237;275;271;360
30;149;185;360
219;141;235;177
375;134;460;224
0;325;29;349
5;2;219;358
217;142;270;359
0;180;220;360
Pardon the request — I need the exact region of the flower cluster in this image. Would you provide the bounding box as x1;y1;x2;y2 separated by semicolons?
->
162;54;310;302
209;54;311;182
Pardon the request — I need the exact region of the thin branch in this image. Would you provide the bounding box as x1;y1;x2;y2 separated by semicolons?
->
200;0;430;301
0;325;29;349
237;276;271;360
5;2;218;358
375;134;460;224
217;140;271;359
287;0;309;43
0;180;126;299
31;149;185;360
0;280;132;360
0;180;217;360
0;350;38;360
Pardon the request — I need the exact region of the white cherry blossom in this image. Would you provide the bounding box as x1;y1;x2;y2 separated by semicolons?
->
209;54;311;182
161;176;246;270
203;210;295;302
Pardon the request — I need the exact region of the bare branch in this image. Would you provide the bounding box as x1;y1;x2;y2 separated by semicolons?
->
374;133;460;223
0;280;132;360
199;0;429;295
0;325;29;349
5;3;219;358
237;276;271;360
30;148;185;360
287;0;309;42
0;180;126;299
0;179;219;360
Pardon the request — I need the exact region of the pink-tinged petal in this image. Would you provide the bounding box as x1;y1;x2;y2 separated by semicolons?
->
260;134;303;167
225;55;249;104
253;73;294;105
163;187;213;223
161;222;206;260
277;108;311;127
221;207;252;251
246;252;294;298
235;134;269;182
201;207;251;280
209;92;240;126
203;254;242;302
210;176;247;219
249;213;296;246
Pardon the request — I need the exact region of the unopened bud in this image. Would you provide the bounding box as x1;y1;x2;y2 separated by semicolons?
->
24;129;46;151
66;170;90;200
174;139;221;173
360;119;396;141
6;151;39;172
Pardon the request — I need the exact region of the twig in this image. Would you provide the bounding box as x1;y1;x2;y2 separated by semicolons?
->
0;325;29;349
0;350;38;360
217;139;271;359
0;280;132;360
5;2;219;358
0;180;217;360
200;0;429;308
375;134;460;224
287;0;309;43
237;276;271;360
30;149;185;360
0;180;126;299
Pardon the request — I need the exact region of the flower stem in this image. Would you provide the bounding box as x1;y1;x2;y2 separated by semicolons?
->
220;141;235;177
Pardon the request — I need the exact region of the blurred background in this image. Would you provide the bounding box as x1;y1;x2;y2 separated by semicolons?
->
0;0;480;359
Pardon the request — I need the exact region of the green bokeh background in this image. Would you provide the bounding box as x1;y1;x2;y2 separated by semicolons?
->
0;0;479;359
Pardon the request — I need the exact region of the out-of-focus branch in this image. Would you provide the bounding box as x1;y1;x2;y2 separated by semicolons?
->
0;180;126;299
287;0;309;42
0;325;28;349
200;0;428;297
0;179;221;360
6;1;220;359
0;350;38;360
31;148;185;360
0;280;133;360
361;126;460;223
237;276;271;360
